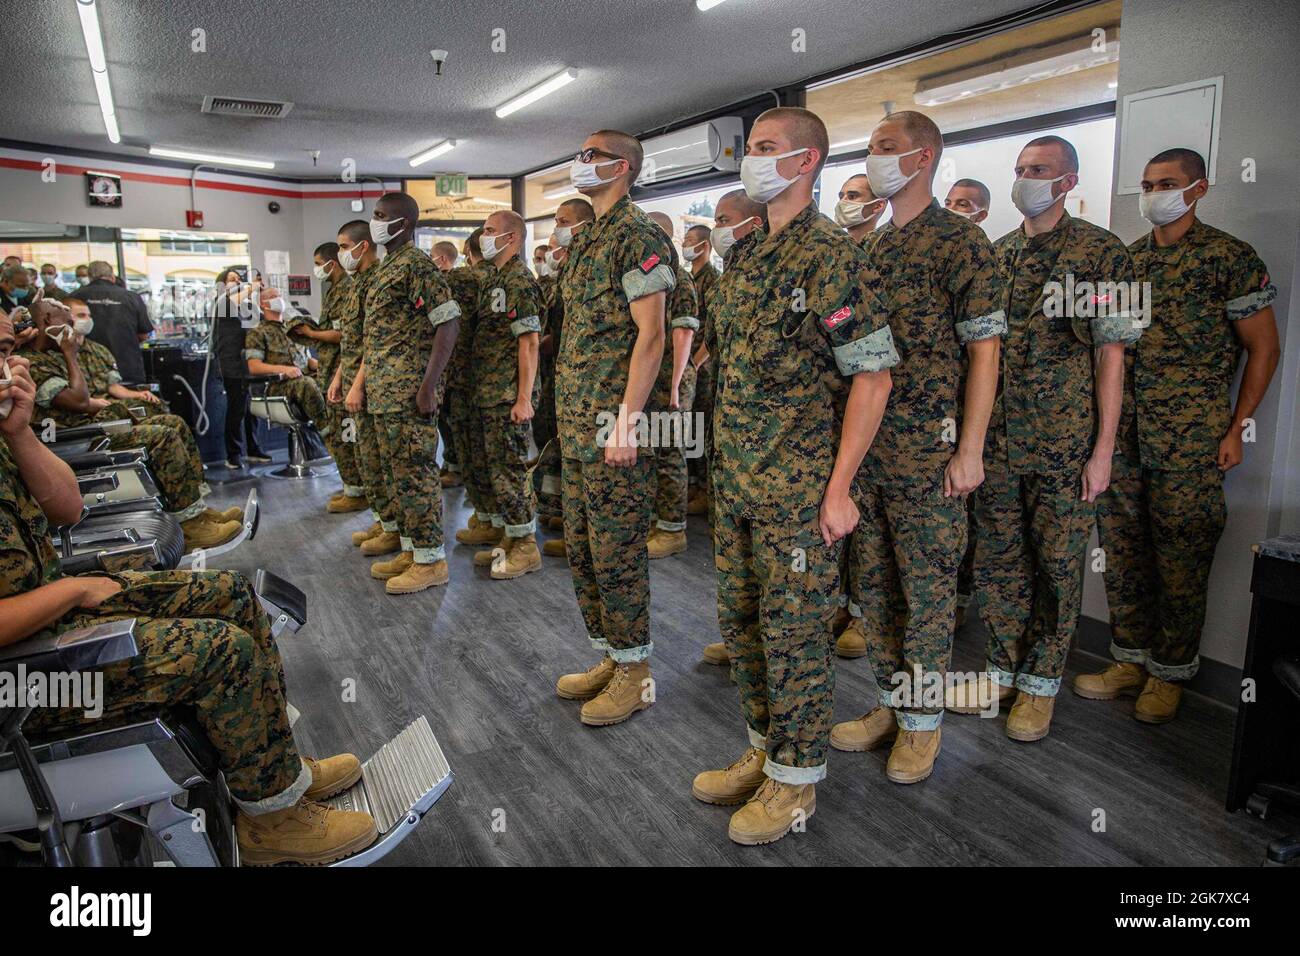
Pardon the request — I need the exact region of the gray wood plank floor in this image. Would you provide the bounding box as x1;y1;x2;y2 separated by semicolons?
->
206;462;1294;867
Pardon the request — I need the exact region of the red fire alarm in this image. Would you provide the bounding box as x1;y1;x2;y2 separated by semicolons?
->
186;210;205;228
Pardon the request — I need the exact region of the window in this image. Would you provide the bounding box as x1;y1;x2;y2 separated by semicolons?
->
636;182;740;269
405;178;514;223
524;163;577;221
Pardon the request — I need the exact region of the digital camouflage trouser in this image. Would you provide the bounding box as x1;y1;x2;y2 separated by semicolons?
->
268;377;329;437
562;455;654;663
851;476;966;729
653;367;696;533
438;393;459;475
715;504;839;782
448;386;497;521
325;403;364;496
478;405;537;537
533;364;562;521
688;362;715;497
373;409;444;563
974;468;1094;697
357;409;397;531
24;569;308;811
1096;459;1225;682
108;414;204;519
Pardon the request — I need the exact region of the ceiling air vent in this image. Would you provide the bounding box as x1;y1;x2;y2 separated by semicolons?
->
201;95;294;119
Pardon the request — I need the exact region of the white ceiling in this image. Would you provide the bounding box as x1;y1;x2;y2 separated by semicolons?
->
9;0;1035;178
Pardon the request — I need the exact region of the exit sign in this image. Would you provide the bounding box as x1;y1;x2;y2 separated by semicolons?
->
436;173;468;197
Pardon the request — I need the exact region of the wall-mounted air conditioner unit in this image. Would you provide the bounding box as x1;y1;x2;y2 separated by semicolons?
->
636;116;743;186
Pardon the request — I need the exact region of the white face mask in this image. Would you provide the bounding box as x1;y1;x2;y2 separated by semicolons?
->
834;198;885;228
41;274;58;286
338;244;364;275
73;317;94;336
369;216;404;245
266;297;285;315
313;264;329;280
1139;180;1202;226
552;222;584;248
544;249;563;271
949;206;985;221
569;156;622;190
740;147;809;203
1011;173;1069;219
479;232;512;261
865;147;924;199
711;219;753;259
45;324;71;345
681;240;707;262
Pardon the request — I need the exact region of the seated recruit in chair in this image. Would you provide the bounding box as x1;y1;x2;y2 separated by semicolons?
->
11;300;242;551
243;288;328;430
0;336;378;866
64;296;170;420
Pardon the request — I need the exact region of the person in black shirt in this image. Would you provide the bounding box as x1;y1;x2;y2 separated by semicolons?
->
80;260;153;383
211;267;270;468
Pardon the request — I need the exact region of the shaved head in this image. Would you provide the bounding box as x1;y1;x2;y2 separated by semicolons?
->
375;191;419;230
590;129;644;182
647;211;674;237
876;110;943;169
557;197;595;224
715;188;766;225
751;107;830;178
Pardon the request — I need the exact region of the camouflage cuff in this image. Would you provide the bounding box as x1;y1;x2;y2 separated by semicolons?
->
987;664;1017;689
171;499;207;522
621;263;676;301
232;759;312;815
412;545;446;564
1015;672;1061;697
510;314;542;337
608;641;653;664
242;348;266;362
955;309;1007;344
670;314;700;331
833;324;899;376
655;517;687;532
429;298;462;329
106;370;123;386
1226;283;1277;322
896;709;943;731
35;377;67;408
747;726;767;750
504;518;537;537
1146;654;1199;682
380;519;399;533
763;757;826;785
1091;314;1143;345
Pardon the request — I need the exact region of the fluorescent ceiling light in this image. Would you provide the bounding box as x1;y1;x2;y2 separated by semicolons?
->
696;0;730;10
408;139;457;167
148;146;276;170
913;30;1121;107
541;183;578;200
495;68;579;119
76;0;119;143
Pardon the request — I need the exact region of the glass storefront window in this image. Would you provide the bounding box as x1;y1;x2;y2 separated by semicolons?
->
0;223;117;294
405;178;514;222
119;229;251;337
635;182;740;269
524;163;576;221
807;0;1121;158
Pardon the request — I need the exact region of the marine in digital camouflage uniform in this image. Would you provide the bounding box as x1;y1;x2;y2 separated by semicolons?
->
649;264;698;535
1097;218;1277;682
977;210;1140;698
850;200;1005;730
0;441;309;811
445;261;494;524
686;254;719;503
555;194;674;664
19;344;206;520
79;337;169;419
291;271;365;498
472;253;542;539
242;315;328;432
532;264;563;522
712;203;896;781
363;241;461;566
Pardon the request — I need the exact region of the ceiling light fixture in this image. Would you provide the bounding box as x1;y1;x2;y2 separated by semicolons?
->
408;139;458;167
541;183;579;201
495;68;579;119
696;0;731;10
148;146;276;170
75;0;119;143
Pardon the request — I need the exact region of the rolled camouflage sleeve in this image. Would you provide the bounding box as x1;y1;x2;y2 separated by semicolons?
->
1224;244;1277;322
951;229;1006;345
34;375;69;408
1087;239;1142;343
242;348;266;362
105;368;123;386
819;271;899;376
619;228;678;303
429;298;461;329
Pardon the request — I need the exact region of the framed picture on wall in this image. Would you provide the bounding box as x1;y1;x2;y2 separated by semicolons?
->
85;170;123;208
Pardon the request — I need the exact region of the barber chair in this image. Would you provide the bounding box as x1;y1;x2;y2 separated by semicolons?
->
248;374;335;480
0;579;453;867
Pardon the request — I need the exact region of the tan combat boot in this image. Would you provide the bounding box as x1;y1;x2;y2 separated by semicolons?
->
727;778;815;846
1005;692;1055;741
181;515;241;551
492;535;541;579
303;754;362;801
580;661;652;726
542;537;567;558
945;673;1016;714
385;559;450;594
236;800;377;866
371;551;413;580
1134;676;1182;724
327;494;368;514
455;515;502;546
886;728;941;784
1073;662;1145;700
686;489;709;515
474;539;509;567
830;706;898;752
835;617;868;658
360;530;401;556
439;470;462;488
647;529;687;559
701;642;730;666
203;505;244;523
691;747;767;805
352;521;382;547
544;515;565;531
831;605;850;637
556;656;615;700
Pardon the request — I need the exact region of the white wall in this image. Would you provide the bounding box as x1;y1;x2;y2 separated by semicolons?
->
1085;0;1300;669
